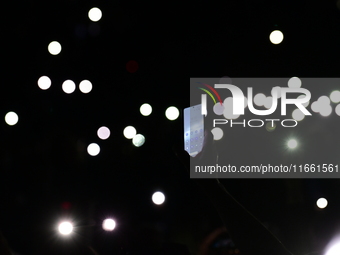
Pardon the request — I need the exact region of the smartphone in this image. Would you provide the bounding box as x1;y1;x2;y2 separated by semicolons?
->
184;104;204;157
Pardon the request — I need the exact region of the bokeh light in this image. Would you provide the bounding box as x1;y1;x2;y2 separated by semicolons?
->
165;106;179;120
287;139;298;149
264;96;273;109
265;122;276;132
269;30;284;44
97;126;110;140
319;104;332;117
335;104;340;116
318;95;331;105
79;80;92;93
288;77;301;88
152;191;165;205
254;93;266;106
330;90;340;103
102;219;116;231
132;134;145;147
292;109;305;121
316;197;328;209
297;94;310;107
223;97;240;120
5;112;19;126
58;221;73;235
87;143;100;156
62;80;76;94
140;103;152;116
123;126;137;139
88;7;102;22
211;127;223;140
48;41;62;55
38;76;51;90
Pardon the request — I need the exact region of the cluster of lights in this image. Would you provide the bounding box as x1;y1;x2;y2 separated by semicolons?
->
37;76;93;94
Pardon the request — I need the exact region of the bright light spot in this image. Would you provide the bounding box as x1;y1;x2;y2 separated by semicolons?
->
140;103;152;116
87;143;100;156
102;219;116;231
264;96;273;109
316;198;328;209
132;134;145;147
287;139;297;149
88;7;102;22
62;80;76;94
325;237;340;255
152;191;165;205
336;104;340;116
48;41;62;55
254;93;266;106
165;106;179;120
330;90;340;103
265;122;276;132
318;95;331;105
292;109;305;121
269;30;284;44
213;103;224;115
79;80;92;93
58;221;73;235
297;95;309;107
97;126;110;140
319;104;332;117
5;112;19;126
123;126;136;139
38;76;51;90
311;101;320;113
288;77;301;88
211;127;223;140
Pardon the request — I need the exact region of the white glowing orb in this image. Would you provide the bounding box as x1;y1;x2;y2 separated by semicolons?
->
62;80;76;94
269;30;284;44
165;106;179;120
264;96;273;109
123;126;137;139
88;7;102;22
140;103;152;116
102;219;116;231
211;127;223;140
87;143;100;156
288;77;301;88
292;109;305;121
318;95;331;105
97;126;110;140
330;91;340;103
152;191;165;205
336;104;340;116
316;198;328;209
58;221;73;235
254;93;266;106
48;41;62;55
132;134;145;147
5;112;19;126
38;76;51;90
319;104;332;117
79;80;92;93
311;101;320;113
287;139;297;149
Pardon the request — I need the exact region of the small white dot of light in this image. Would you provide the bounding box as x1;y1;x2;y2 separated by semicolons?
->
58;221;73;235
97;126;110;140
211;127;223;140
316;198;328;209
269;30;284;44
297;95;309;107
62;80;76;94
311;101;320;113
335;104;340;116
288;77;302;88
319;104;332;117
132;134;145;147
140;103;152;116
88;7;102;22
330;90;340;103
123;126;137;139
287;139;297;149
48;41;62;55
152;192;165;205
102;219;116;231
5;112;19;126
165;106;179;120
254;93;266;106
292;109;305;121
87;143;100;156
79;80;92;93
318;95;331;105
37;76;51;90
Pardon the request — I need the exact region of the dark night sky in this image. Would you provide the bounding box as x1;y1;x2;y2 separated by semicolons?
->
1;1;340;255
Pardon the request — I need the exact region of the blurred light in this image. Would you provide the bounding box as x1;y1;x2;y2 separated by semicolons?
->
287;139;297;149
58;221;73;235
211;127;223;140
79;80;92;93
5;112;19;126
326;237;340;255
132;134;145;147
311;101;320;113
62;80;76;94
271;86;281;99
38;76;51;90
264;96;273;109
292;109;305;121
269;30;284;44
265;122;276;132
102;219;116;231
152;191;165;205
123;126;136;139
288;77;301;88
126;60;139;73
254;93;266;106
88;7;102;22
316;197;328;209
335;104;340;116
330;91;340;103
213;103;224;115
48;41;62;55
140;103;152;116
318;95;331;105
97;126;110;140
297;95;309;107
87;143;100;156
165;106;179;120
319;104;332;117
